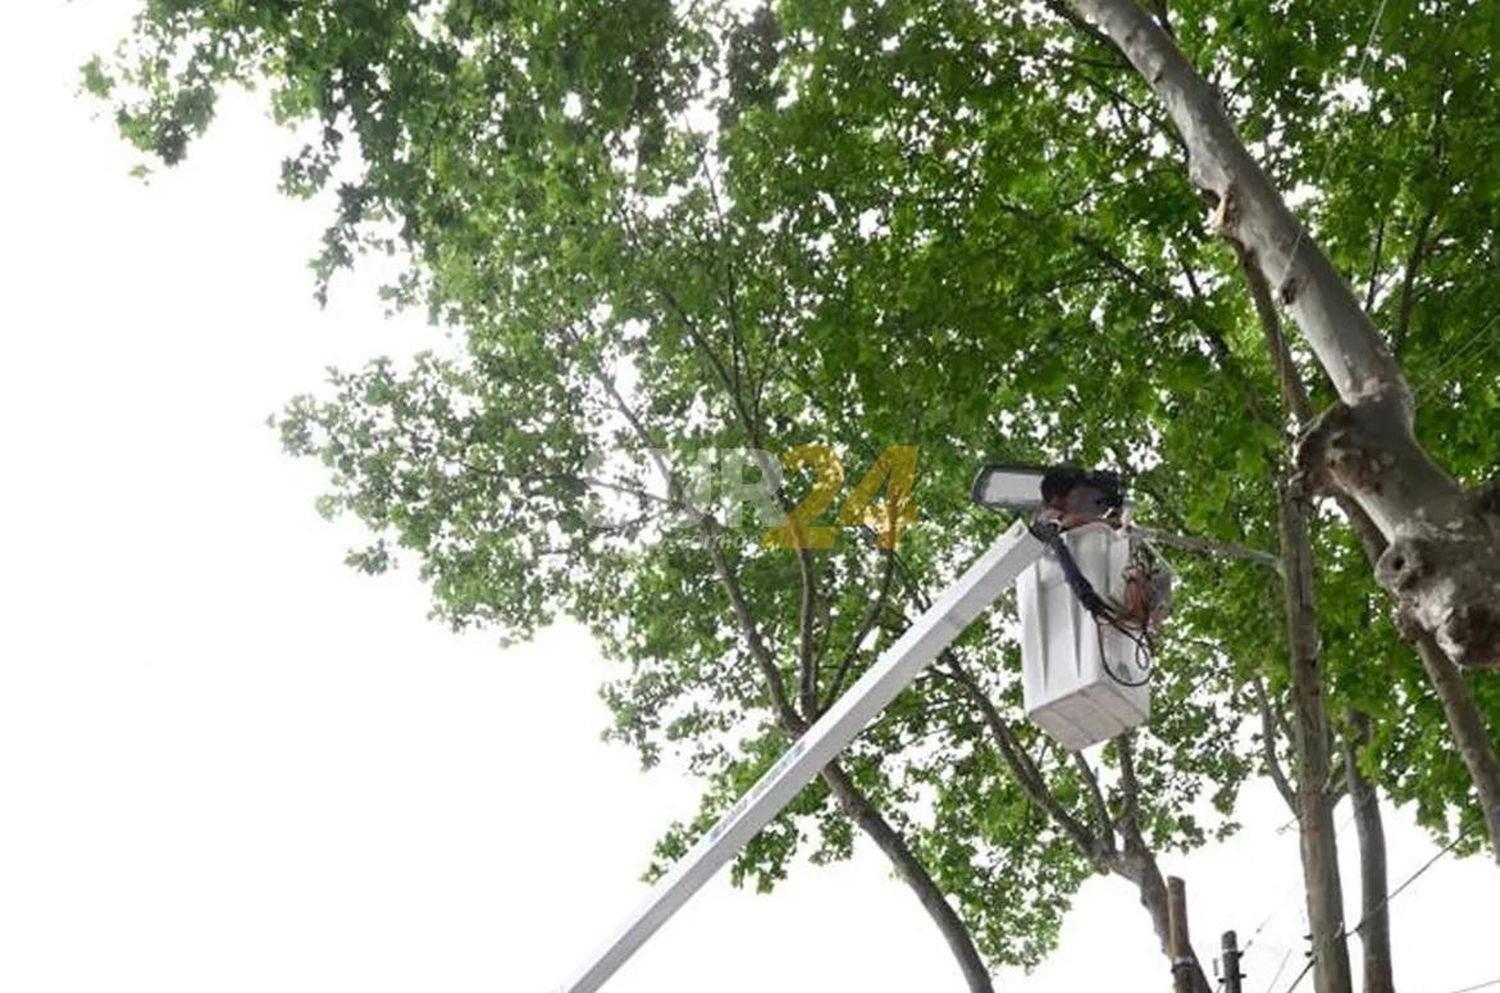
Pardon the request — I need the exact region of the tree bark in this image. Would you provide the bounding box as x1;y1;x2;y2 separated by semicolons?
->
1239;214;1353;993
1413;633;1500;861
1106;846;1214;993
1065;0;1500;669
949;665;1212;991
821;761;995;993
1344;713;1396;993
1276;481;1354;993
1337;499;1500;862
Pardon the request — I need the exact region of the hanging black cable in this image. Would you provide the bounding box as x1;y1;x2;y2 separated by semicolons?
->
1044;528;1155;687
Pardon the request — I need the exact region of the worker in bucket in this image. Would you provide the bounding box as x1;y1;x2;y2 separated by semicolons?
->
1038;467;1170;631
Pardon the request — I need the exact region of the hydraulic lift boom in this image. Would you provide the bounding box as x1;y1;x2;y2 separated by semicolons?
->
556;518;1048;993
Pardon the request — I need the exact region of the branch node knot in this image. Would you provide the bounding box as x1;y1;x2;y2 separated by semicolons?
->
1205;183;1239;238
1278;272;1300;305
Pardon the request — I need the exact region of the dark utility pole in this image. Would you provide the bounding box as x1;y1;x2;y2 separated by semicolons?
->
1168;876;1195;993
1220;930;1244;993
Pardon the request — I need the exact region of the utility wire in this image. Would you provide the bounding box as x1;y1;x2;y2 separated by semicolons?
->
1245;810;1356;956
1278;0;1392;292
1412;309;1500;399
1260;947;1293;993
1440;978;1500;993
1280;826;1471;993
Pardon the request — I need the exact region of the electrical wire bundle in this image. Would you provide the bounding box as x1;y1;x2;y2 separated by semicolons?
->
1037;521;1169;688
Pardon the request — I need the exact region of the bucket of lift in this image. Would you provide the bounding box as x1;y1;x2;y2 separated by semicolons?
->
1018;521;1151;750
972;464;1168;750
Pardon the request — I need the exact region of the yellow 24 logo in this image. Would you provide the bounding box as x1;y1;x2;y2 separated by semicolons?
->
764;445;919;550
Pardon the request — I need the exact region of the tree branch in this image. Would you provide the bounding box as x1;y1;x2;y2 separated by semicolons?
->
1335;495;1500;862
1043;0;1131;60
1073;749;1117;845
621;210;825;714
1394;73;1453;358
1342;711;1395;993
821;552;897;713
1060;7;1500;676
1132;525;1282;573
1253;676;1297;811
1147;0;1173;36
1067;0;1405;403
562;322;802;734
1115;732;1144;832
1077;231;1276;428
1236;242;1312;426
1364;214;1387;314
943;661;1106;862
702;520;802;732
820;762;995;993
1392;202;1438;359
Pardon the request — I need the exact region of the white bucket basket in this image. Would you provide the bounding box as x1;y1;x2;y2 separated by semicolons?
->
1018;522;1150;751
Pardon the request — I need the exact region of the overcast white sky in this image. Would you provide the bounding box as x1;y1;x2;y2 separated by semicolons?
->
1;5;1496;993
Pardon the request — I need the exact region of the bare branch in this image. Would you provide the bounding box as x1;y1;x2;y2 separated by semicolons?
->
1253;677;1297;811
819;762;996;992
1074;750;1117;844
1363;215;1386;313
1235;242;1312;426
1132;525;1282;573
1116;732;1144;832
1393;203;1438;359
703;519;802;733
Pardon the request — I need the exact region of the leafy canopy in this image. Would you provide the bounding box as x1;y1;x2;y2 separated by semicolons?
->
87;0;1500;968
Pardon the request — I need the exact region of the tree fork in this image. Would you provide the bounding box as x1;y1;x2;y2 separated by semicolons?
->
1065;0;1500;669
947;665;1212;992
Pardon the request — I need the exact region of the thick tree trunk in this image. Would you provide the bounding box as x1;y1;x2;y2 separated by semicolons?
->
821;761;995;993
1066;0;1500;669
1245;243;1354;993
1278;481;1355;993
1344;713;1396;993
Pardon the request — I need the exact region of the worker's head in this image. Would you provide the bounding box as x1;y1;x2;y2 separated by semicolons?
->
1040;467;1124;524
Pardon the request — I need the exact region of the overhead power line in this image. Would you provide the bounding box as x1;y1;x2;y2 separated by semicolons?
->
1281;827;1471;993
1440;978;1500;993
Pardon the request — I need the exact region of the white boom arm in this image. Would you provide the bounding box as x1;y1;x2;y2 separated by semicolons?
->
557;518;1047;993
